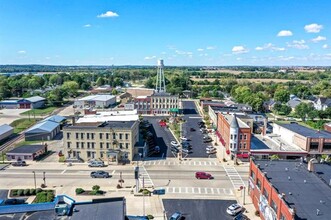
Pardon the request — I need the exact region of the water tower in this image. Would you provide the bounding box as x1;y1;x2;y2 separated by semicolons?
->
155;59;166;93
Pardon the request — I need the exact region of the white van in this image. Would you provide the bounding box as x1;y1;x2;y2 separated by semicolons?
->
88;161;105;167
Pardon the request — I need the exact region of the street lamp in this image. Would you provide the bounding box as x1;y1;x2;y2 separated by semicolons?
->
43;172;46;187
32;171;36;190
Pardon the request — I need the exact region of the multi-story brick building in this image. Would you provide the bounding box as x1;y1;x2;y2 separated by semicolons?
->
63;120;139;163
133;96;151;114
150;92;179;115
217;113;252;159
249;159;331;220
273;123;331;155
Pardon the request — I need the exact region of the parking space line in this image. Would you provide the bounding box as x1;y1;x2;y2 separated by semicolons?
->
111;170;116;175
204;161;207;165
211;188;214;194
61;170;66;174
179;188;181;193
217;188;220;194
204;188;208;194
186;187;188;193
198;188;201;194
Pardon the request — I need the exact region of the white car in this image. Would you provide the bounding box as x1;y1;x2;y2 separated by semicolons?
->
182;148;192;154
206;149;217;154
170;141;180;147
226;203;243;216
206;146;215;151
180;136;188;141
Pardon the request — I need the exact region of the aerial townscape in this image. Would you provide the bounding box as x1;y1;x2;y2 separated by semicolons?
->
1;1;331;220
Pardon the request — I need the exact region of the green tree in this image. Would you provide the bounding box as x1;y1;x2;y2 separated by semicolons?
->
96;77;105;86
62;81;79;97
280;105;292;115
295;103;314;121
274;89;290;103
111;89;118;95
273;103;282;113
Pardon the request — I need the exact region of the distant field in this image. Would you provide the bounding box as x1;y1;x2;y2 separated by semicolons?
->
198;69;325;74
190;77;309;83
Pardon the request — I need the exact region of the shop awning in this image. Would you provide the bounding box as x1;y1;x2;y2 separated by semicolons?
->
169;108;179;113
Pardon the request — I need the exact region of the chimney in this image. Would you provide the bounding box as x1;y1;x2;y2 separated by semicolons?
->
72;116;76;126
307;158;315;172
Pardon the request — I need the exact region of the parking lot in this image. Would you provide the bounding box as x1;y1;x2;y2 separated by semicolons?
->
163;199;237;220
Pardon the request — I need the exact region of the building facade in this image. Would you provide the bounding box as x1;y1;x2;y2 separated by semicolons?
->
63;120;139;163
150;93;179;114
6;144;47;161
74;95;116;109
133;96;151;114
0;96;45;109
217;113;252;159
0;124;14;142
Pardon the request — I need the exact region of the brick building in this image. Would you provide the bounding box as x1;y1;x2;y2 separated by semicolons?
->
249;159;331;220
133;96;151;114
217;113;252;159
273;123;331;155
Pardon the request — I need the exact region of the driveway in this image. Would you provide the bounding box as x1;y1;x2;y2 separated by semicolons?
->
163;199;237;220
182;101;216;158
0;109;30;125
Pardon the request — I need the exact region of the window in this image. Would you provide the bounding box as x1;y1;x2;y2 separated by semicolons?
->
87;151;91;158
67;142;71;148
125;133;129;140
100;152;104;158
240;134;242;140
234;143;236;149
100;143;103;149
106;133;109;139
119;143;123;149
230;143;233;149
91;133;95;139
87;133;90;139
67;133;71;139
99;133;103;139
271;200;277;213
250;170;256;180
244;134;247;140
234;134;237;139
106;143;110;149
239;143;242;149
119;133;123;140
263;188;269;200
243;143;247;149
91;142;95;149
256;179;261;190
76;142;80;149
81;142;84;149
81;133;84;139
87;142;90;149
231;134;233;140
113;133;116;139
125;143;129;149
76;133;79;139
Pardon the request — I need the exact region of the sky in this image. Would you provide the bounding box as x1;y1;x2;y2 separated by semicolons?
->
0;0;331;66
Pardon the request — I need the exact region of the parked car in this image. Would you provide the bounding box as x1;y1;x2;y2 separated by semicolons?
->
203;137;213;143
171;141;180;147
195;172;213;179
88;161;105;167
169;212;182;220
182;148;192;154
206;149;217;154
12;161;27;167
182;144;192;149
190;128;196;132
155;146;160;154
206;146;215;151
1;199;26;205
90;170;110;178
198;121;205;125
233;213;249;220
180;136;188;141
226;203;243;216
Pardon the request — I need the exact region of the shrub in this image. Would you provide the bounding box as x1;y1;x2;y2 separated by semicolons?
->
46;192;54;202
17;189;24;196
34;191;55;203
92;185;100;191
58;156;65;163
222;158;227;162
36;188;42;193
89;190;98;195
29;188;36;195
23;189;30;196
147;214;154;219
255;210;260;216
75;188;85;194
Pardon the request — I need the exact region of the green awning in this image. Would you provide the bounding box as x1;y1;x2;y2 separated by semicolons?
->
169;108;179;112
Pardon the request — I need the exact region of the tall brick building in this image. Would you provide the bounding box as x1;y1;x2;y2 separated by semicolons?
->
249;159;331;220
217;113;252;159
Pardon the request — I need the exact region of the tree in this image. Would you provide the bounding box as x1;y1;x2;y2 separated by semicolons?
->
280;105;292;115
295;103;314;121
111;89;118;95
274;89;290;103
47;88;65;106
96;77;105;86
62;81;79;97
273;103;282;113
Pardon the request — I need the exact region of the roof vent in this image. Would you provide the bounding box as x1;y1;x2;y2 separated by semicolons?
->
317;209;320;216
289;192;292;195
288;176;291;180
265;164;268;167
285;168;289;171
320;200;325;204
304;180;306;183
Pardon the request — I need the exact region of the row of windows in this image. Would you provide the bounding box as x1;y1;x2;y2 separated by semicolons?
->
229;134;248;140
67;142;130;150
72;150;129;159
67;132;130;140
251;170;286;220
229;143;247;149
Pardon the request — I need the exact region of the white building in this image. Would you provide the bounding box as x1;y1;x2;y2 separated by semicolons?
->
74;95;116;109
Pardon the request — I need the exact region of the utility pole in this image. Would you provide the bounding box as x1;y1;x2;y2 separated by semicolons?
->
143;177;145;217
43;172;46;186
32;171;36;190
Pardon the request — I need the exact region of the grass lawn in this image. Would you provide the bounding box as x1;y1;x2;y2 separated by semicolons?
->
15;140;43;147
20;107;57;116
10;118;38;133
276;120;316;129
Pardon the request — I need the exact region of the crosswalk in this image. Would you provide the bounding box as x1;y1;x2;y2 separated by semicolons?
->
138;166;154;188
222;165;246;189
164;187;233;196
142;160;220;166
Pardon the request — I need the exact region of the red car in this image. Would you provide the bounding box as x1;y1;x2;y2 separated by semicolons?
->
195;172;213;179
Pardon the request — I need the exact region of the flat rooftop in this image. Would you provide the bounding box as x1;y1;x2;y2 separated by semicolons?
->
251;134;306;153
254;160;331;220
222;113;250;128
69;121;136;129
76;114;139;123
7;145;45;154
278;123;331;138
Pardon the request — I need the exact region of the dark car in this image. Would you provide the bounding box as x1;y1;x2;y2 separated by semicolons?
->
198;121;205;125
195;172;213;179
1;199;26;205
190;128;196;132
203;138;213;143
90;170;110;178
12;161;27;167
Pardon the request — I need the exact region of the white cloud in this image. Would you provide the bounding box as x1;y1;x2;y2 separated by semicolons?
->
17;50;26;54
97;11;119;18
311;36;326;43
206;46;216;50
322;44;329;49
287;40;309;49
232;46;248;54
199;53;208;57
175;50;193;55
144;56;156;60
255;43;285;51
304;23;323;33
161;51;167;55
83;24;92;28
197;48;204;51
277;30;293;37
45;57;51;60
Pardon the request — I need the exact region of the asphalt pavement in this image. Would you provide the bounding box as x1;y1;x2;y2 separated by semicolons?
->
182;101;216;158
163;199;237;220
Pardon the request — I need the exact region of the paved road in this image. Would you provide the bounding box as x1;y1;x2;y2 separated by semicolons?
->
182;101;216;158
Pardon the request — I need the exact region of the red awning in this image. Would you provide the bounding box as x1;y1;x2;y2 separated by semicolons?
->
237;153;249;158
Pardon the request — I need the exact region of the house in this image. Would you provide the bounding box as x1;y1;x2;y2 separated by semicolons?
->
0;124;14;142
287;99;301;111
6;144;47;161
313;97;331;110
263;99;280;111
0;96;46;109
74;95;116;109
25;120;60;141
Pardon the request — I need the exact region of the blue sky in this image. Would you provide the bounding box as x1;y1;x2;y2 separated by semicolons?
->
1;0;331;66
